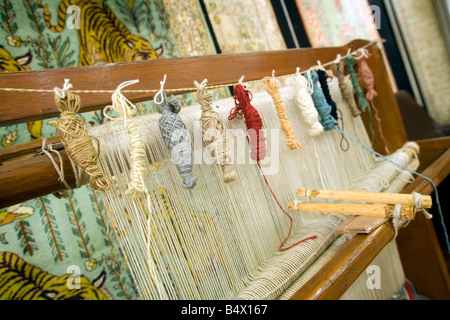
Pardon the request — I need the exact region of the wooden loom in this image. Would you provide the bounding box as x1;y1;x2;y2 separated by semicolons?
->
0;39;449;300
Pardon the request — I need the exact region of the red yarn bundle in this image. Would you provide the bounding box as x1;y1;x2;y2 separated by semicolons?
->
229;84;267;162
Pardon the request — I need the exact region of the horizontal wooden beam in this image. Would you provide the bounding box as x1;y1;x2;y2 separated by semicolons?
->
0;42;362;126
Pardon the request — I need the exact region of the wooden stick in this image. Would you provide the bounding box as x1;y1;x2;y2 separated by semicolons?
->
296;188;432;208
287;202;416;220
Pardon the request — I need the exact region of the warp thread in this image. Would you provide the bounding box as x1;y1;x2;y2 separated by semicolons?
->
54;81;111;191
263;76;306;169
41;137;72;192
305;70;337;131
156;92;197;189
291;71;324;137
195;79;237;183
317;69;338;120
330;61;361;117
229;83;267;162
356;50;390;155
344;55;370;112
109;80;149;199
229;82;316;251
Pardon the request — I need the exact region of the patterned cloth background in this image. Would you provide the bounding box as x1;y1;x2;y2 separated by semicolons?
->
203;0;286;53
389;0;450;125
0;0;285;300
294;0;379;47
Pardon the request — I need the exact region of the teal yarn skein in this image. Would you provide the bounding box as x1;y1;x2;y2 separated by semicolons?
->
345;55;370;112
304;70;337;131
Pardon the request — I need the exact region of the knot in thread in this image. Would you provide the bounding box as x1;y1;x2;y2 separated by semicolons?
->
195;80;236;183
413;192;433;219
305;70;337;131
156;92;197;189
330;61;361;117
263;76;306;169
55;90;111;191
291;74;324;137
392;204;404;239
344;55;370;112
230;84;266;162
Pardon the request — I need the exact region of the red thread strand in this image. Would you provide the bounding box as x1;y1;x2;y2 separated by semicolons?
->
228;84;317;251
257;162;318;251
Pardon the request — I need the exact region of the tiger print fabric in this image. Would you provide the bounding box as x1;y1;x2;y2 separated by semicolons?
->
0;252;110;300
43;0;162;66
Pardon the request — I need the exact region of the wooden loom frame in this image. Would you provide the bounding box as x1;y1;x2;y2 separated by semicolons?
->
0;39;449;300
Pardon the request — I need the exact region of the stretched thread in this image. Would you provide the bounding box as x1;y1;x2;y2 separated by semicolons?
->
230;83;316;251
109;80;149;199
257;162;318;251
263;76;306;169
335;127;450;253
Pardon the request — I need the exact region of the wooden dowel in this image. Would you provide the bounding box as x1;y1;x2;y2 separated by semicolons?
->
287;202;416;220
296;188;432;209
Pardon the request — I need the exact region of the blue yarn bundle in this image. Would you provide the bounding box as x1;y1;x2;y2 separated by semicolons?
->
304;70;337;131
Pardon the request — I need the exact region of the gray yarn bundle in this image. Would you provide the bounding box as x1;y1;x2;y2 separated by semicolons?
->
155;93;197;189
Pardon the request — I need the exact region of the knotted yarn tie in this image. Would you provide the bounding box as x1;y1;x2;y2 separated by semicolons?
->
54;78;73;99
54;80;112;191
195;79;237;183
344;55;370;112
392;204;404;239
413;192;433;220
229;84;267;162
109;80;149;199
291;71;324;137
305;70;337;131
263;76;306;169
